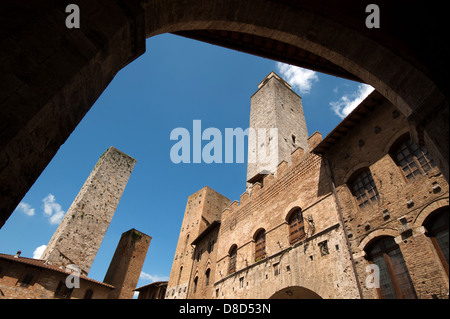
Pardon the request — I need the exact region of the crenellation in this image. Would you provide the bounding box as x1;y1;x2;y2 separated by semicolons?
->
308;131;323;150
240;191;250;205
276;160;288;177
166;72;448;300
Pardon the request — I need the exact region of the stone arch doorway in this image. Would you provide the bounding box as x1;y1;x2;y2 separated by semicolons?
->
0;0;448;227
269;286;322;299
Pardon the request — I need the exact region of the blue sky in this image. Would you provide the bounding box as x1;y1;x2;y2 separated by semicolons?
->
0;34;373;292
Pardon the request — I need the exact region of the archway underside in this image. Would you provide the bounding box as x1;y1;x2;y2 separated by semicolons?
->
269;286;323;299
172;30;361;82
0;0;448;228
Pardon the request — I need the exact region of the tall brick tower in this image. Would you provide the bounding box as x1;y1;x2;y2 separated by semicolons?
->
166;186;230;299
103;229;151;299
41;146;136;276
247;71;308;187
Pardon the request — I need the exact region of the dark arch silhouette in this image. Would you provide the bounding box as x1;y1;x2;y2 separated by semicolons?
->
0;0;448;227
269;286;322;299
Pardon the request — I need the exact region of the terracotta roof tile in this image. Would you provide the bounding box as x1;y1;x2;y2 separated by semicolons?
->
0;253;114;289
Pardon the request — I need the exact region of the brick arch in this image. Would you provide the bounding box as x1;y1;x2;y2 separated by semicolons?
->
382;127;411;154
413;197;449;227
0;0;448;228
343;163;372;185
144;0;445;121
193;268;200;279
284;204;303;223
358;228;398;252
252;228;266;241
203;259;212;273
269;285;322;299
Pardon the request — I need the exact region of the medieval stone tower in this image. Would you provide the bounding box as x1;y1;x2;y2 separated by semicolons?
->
41;146;136;276
247;71;308;187
166;186;230;299
104;229;151;299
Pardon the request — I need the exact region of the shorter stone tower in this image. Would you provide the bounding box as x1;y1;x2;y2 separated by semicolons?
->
166;186;230;299
104;229;151;299
41;147;136;276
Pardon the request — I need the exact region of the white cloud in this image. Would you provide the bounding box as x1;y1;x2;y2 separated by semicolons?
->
17;202;35;216
276;62;319;94
140;271;169;283
330;84;375;119
42;194;65;225
33;245;47;259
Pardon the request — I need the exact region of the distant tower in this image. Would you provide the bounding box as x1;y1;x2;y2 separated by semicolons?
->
41;147;136;276
166;186;230;299
103;229;151;299
247;71;308;187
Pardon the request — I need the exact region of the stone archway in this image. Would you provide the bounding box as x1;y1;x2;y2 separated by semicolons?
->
269;286;322;299
0;0;448;227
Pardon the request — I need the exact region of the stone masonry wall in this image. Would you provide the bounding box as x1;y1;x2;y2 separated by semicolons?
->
325;95;449;299
166;186;230;299
247;72;308;183
41;147;136;276
104;229;151;299
214;137;360;299
0;258;112;299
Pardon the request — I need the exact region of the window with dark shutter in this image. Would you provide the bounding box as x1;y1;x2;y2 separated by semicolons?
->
228;245;237;274
254;229;266;261
288;209;306;244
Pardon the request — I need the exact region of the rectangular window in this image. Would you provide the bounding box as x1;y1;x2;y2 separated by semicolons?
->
393;138;436;181
350;169;379;208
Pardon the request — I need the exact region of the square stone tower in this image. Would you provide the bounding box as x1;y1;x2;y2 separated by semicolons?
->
166;186;230;299
103;229;151;299
247;71;308;186
40;147;136;276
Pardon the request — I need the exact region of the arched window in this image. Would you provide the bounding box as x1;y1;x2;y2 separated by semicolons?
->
288;208;306;244
193;276;198;293
390;135;435;181
366;237;417;299
254;229;266;261
349;168;379;208
228;245;237;274
424;208;449;276
177;266;183;286
205;268;211;286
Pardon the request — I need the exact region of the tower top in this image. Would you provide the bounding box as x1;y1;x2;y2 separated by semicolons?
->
257;71;292;90
247;71;308;187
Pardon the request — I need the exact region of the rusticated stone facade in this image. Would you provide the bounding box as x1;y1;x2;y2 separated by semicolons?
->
41;147;136;276
167;73;448;299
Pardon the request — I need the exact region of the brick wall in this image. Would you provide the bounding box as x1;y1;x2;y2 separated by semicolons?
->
325;94;449;299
